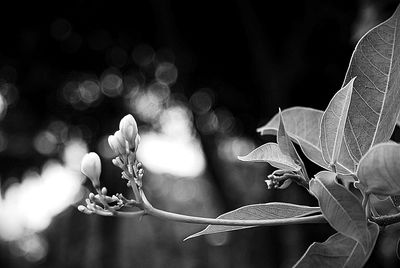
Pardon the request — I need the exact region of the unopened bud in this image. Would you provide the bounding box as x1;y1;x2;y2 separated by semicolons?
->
278;179;292;189
134;134;141;151
119;114;138;148
81;152;102;188
78;205;93;215
101;187;108;195
265;179;274;189
114;130;128;154
108;135;121;155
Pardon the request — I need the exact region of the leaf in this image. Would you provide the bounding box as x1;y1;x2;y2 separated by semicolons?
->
238;142;300;171
310;171;370;252
343;5;400;162
184;203;320;240
320;78;356;171
294;223;379;268
278;108;304;166
257;107;351;174
357;142;400;196
277;109;307;181
390;195;400;207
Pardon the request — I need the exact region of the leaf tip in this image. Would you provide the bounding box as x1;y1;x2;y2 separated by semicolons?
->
183;232;201;241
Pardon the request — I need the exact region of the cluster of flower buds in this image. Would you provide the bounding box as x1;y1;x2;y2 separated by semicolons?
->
265;170;293;190
108;114;140;156
79;114;145;215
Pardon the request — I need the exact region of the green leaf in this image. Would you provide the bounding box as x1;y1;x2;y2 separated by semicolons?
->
343;5;400;162
294;223;379;268
357;142;400;196
320;78;356;172
310;171;370;252
238;142;300;171
257;107;351;174
184;203;320;240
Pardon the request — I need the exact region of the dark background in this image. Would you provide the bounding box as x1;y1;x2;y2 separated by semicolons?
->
0;0;400;267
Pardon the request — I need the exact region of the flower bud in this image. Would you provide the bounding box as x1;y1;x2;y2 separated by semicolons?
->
114;130;128;154
119;114;138;148
277;179;292;189
108;135;124;155
78;205;93;214
134;134;141;151
81;152;102;188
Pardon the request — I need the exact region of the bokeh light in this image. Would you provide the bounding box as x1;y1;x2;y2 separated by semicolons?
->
79;79;101;104
155;62;178;85
137;106;205;178
100;69;123;97
190;89;214;115
33;131;58;155
0;160;84;242
50;18;72;41
132;44;155;67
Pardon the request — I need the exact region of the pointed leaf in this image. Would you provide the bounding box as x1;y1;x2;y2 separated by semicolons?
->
238;142;300;171
320;78;356;171
294;223;379;268
343;5;400;162
310;171;370;252
185;203;320;240
357;142;400;196
258;107;352;174
278;109;306;172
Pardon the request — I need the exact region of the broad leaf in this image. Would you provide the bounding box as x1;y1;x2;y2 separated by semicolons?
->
238;142;300;171
184;203;320;240
310;171;370;252
357;142;400;196
294;223;379;268
343;5;400;162
277;109;306;173
257;107;351;174
320;78;356;172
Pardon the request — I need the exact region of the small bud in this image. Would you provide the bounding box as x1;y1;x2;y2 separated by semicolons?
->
89;192;95;200
101;187;108;195
78;205;93;215
81;152;102;188
277;179;292;189
119;114;138;148
265;179;274;189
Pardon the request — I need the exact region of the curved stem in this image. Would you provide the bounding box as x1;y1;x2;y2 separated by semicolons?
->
136;191;326;226
145;205;326;226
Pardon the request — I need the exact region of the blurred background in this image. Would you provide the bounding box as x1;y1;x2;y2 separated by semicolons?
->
0;0;400;267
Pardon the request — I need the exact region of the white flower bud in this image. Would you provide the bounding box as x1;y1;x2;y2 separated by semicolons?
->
134;134;141;151
81;152;101;188
119;114;138;148
108;135;122;155
114;130;128;154
78;205;93;214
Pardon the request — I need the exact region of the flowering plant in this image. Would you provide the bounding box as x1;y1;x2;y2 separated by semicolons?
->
79;5;400;267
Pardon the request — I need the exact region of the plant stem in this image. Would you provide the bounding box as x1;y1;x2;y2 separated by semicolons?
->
130;192;325;226
371;213;400;226
145;205;326;226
